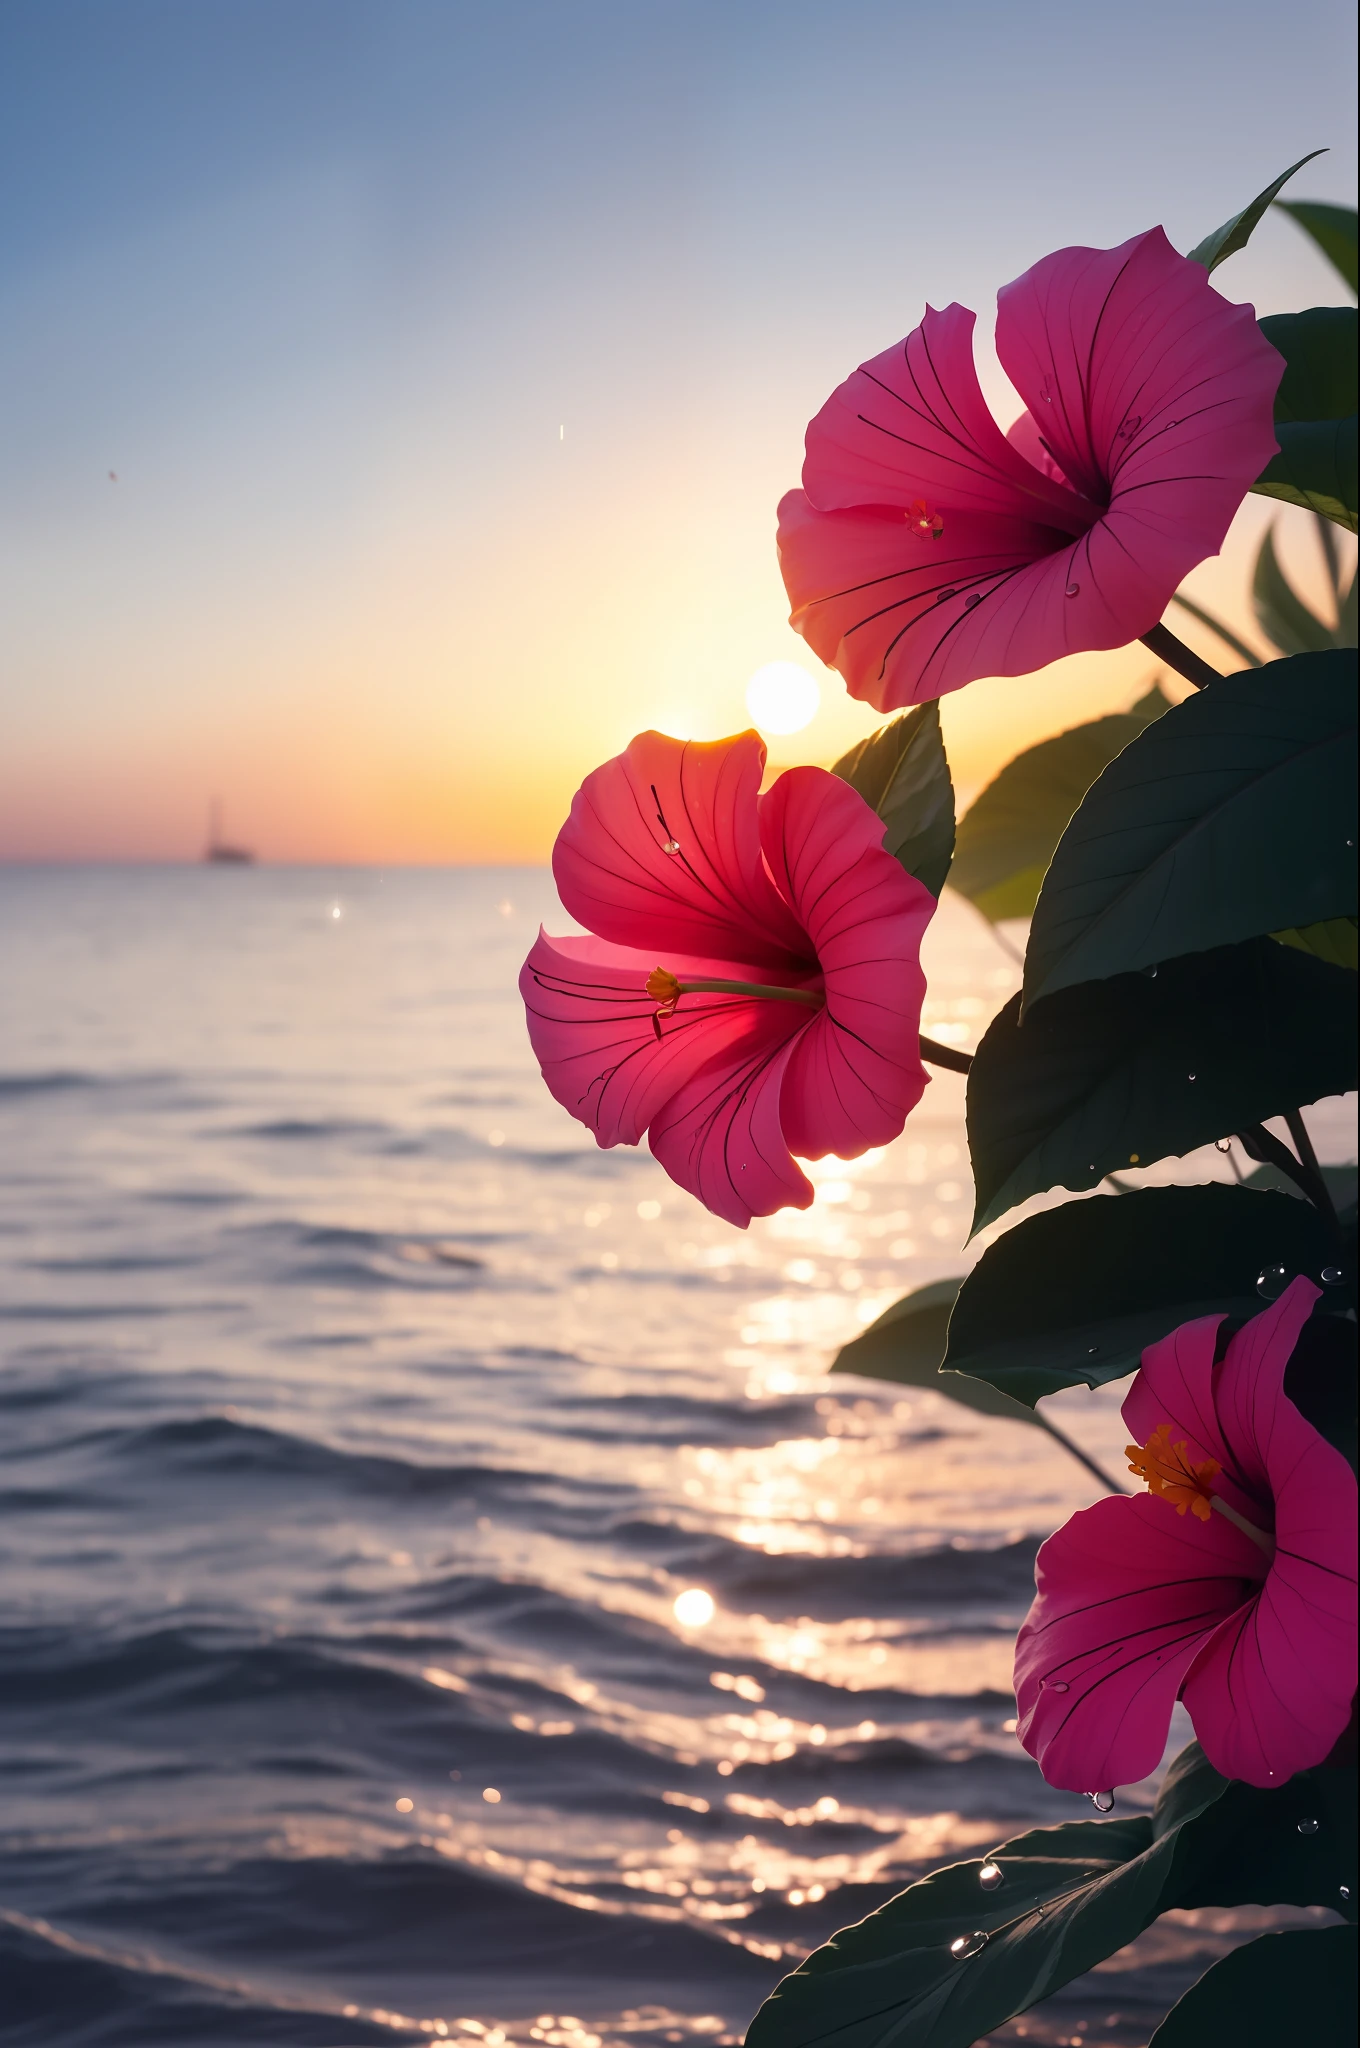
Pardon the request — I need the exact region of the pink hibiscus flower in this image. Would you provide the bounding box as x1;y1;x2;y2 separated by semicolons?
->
777;227;1283;709
519;730;934;1226
1015;1278;1357;1794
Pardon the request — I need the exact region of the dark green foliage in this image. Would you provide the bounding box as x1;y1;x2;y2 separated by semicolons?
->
747;1743;1357;2046
1149;1927;1357;2046
966;939;1357;1231
948;689;1166;924
1022;654;1358;1009
941;1186;1337;1406
1186;153;1325;272
1254;308;1358;531
832;701;956;896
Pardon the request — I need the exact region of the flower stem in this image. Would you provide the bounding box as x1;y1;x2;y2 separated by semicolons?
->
1139;623;1223;690
920;1035;972;1074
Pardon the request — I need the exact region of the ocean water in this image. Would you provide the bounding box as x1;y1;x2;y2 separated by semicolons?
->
0;867;1348;2048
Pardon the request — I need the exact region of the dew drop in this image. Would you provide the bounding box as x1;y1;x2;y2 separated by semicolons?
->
939;587;957;600
1065;581;1080;598
1146;966;1158;978
1215;1138;1233;1153
1087;1345;1099;1356
1039;379;1053;404
1321;1267;1345;1286
1341;1885;1352;1900
950;1930;989;1959
964;593;982;610
1256;1264;1288;1302
1089;1790;1116;1814
662;839;681;856
1188;1073;1196;1082
1297;1817;1320;1835
978;1862;1004;1892
1047;1680;1070;1694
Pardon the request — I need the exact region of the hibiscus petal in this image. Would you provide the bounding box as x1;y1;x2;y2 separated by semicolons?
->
553;731;810;970
800;303;1092;528
1181;1279;1358;1787
757;766;932;1157
1015;1493;1263;1794
520;930;789;1148
997;227;1283;600
778;489;1100;710
648;1023;813;1228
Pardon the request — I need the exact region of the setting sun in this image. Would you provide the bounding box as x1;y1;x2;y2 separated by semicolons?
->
745;661;821;735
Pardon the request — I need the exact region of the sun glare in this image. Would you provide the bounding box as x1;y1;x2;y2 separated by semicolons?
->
745;662;820;735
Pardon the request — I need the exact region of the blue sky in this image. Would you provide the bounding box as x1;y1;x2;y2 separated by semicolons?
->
1;0;1355;859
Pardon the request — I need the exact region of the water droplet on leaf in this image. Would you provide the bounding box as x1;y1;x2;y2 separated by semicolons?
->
1321;1267;1344;1286
1089;1791;1115;1813
1216;1138;1233;1153
978;1862;1004;1892
1341;1885;1352;1899
1297;1817;1320;1835
1256;1264;1288;1301
1188;1073;1196;1082
950;1930;989;1959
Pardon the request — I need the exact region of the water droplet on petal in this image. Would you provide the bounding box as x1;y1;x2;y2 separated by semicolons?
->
939;587;957;600
662;840;681;856
1297;1817;1320;1835
1065;581;1080;598
1256;1264;1288;1301
950;1930;989;1959
978;1862;1004;1892
1321;1267;1345;1286
1047;1680;1070;1694
1089;1790;1115;1813
964;593;982;610
1216;1138;1233;1153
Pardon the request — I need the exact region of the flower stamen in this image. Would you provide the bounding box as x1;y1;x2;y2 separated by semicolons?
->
645;965;823;1036
1127;1421;1276;1559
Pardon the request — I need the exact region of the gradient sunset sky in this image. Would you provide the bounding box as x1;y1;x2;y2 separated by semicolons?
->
2;0;1355;863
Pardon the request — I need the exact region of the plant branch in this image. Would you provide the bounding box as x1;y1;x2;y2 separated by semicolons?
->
919;1035;972;1074
1139;623;1224;690
1167;592;1263;668
1283;1106;1340;1233
1033;1411;1129;1496
1237;1120;1334;1218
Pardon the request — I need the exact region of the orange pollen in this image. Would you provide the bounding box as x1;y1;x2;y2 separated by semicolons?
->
906;497;945;539
646;966;682;1010
1125;1422;1221;1522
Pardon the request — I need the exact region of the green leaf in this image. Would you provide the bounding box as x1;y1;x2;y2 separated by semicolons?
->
1276;199;1359;294
942;1186;1336;1406
832;700;956;896
1272;916;1358;968
1253;308;1359;532
746;1754;1230;2047
1023;653;1358;1010
948;689;1168;923
1149;1927;1357;2047
1170;1749;1358;1910
1253;523;1342;653
966;939;1357;1233
1186;152;1326;272
836;1281;1131;1494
